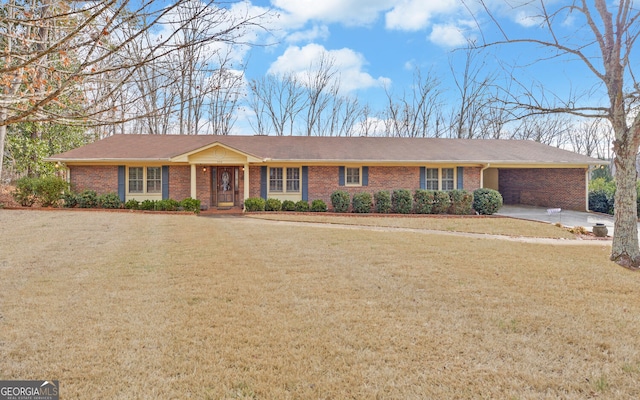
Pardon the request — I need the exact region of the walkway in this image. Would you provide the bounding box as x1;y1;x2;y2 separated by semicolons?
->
496;205;618;235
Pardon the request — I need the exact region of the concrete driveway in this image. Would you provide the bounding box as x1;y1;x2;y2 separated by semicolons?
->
496;205;617;235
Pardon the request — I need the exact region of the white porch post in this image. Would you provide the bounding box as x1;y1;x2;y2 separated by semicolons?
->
190;164;197;199
244;163;249;203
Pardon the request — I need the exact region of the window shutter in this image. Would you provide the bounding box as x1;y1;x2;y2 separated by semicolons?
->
260;166;267;199
339;166;345;186
457;167;464;189
162;166;169;199
420;167;426;190
302;166;309;201
118;166;125;202
362;166;369;186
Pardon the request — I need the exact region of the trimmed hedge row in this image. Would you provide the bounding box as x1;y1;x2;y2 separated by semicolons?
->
12;177;201;213
244;198;327;212
328;188;501;215
244;188;502;215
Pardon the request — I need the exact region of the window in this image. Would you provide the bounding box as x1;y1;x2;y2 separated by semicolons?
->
269;167;283;192
442;168;455;191
129;167;143;193
270;167;300;193
425;168;439;190
286;168;300;192
147;167;161;193
346;167;361;186
424;167;456;191
128;166;162;194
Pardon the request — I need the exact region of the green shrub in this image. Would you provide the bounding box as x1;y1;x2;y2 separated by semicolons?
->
98;192;123;209
62;191;78;208
331;190;350;212
413;190;435;214
139;199;156;211
281;200;296;211
311;199;327;212
244;197;265;212
77;190;98;208
157;199;180;211
124;199;140;210
374;190;391;213
352;192;373;213
265;198;282;211
180;197;201;214
392;189;413;214
589;189;614;214
12;177;40;207
294;200;309;212
589;177;616;194
37;176;69;207
432;191;452;214
472;188;503;215
448;189;474;215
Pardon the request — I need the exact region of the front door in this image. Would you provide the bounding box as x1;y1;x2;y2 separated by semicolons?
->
217;167;235;206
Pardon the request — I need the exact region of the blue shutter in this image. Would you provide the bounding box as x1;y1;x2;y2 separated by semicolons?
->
117;166;125;202
420;167;426;190
339;166;345;186
457;167;464;189
260;166;267;199
162;166;169;199
302;166;309;201
362;166;368;186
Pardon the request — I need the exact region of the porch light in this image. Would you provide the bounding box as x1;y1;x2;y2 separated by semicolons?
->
202;166;207;173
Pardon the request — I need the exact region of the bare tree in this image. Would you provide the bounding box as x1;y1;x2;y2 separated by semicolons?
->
383;69;444;137
1;0;269;179
473;0;640;269
302;53;338;136
448;46;497;139
567;118;611;157
248;73;307;136
509;113;571;148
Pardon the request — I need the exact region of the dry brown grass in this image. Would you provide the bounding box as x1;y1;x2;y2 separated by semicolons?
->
248;213;576;239
0;210;637;399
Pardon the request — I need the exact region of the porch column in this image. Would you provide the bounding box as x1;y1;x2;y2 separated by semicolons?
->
244;163;249;202
190;164;197;199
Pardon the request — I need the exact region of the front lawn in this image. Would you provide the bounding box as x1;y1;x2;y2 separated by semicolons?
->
0;210;635;399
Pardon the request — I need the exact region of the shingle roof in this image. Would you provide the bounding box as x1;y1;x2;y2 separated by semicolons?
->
47;134;605;165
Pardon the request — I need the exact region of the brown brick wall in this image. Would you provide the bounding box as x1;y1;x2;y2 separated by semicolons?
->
307;166;422;211
463;167;481;191
69;165;118;195
169;166;191;201
249;166;262;198
499;168;587;211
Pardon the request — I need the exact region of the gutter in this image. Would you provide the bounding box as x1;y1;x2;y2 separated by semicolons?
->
480;163;491;188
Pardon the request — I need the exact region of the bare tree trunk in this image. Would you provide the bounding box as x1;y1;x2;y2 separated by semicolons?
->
611;143;640;268
0;118;6;184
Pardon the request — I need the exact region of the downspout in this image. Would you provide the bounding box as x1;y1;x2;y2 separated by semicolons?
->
480;163;491;188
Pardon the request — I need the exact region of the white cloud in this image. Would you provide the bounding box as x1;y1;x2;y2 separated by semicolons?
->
271;0;392;27
514;10;542;28
429;23;468;48
385;0;460;31
286;24;330;43
267;44;390;94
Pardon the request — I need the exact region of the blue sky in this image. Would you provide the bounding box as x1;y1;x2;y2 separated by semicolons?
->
232;0;604;112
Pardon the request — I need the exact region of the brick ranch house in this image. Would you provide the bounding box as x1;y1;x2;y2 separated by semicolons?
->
47;134;606;211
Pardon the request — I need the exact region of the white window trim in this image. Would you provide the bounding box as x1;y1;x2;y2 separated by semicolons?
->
127;166;163;195
425;167;457;191
345;166;362;187
269;166;301;194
